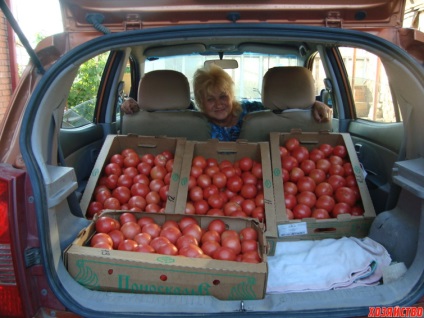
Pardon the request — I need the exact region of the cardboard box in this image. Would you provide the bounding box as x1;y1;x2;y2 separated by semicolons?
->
175;140;278;240
269;131;376;251
80;135;186;216
65;211;268;300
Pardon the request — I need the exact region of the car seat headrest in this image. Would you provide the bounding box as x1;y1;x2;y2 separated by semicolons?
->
261;66;316;111
138;70;191;111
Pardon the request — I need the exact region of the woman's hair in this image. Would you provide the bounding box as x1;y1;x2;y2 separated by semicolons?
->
193;64;241;116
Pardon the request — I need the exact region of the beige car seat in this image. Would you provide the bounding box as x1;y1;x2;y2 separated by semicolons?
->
121;70;210;140
239;66;332;141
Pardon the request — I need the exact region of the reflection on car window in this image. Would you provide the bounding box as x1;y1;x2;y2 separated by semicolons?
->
339;48;400;123
62;52;110;128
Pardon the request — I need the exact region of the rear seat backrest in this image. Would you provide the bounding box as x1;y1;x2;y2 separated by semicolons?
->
122;70;210;140
238;66;332;142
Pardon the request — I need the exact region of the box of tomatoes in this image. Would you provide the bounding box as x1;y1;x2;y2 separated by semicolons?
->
80;135;186;218
64;211;268;300
268;131;376;248
173;139;278;240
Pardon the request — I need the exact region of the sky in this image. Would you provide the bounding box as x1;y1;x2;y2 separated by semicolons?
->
11;0;63;46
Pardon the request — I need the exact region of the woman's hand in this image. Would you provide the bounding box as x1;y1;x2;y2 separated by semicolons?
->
312;101;332;123
121;98;140;114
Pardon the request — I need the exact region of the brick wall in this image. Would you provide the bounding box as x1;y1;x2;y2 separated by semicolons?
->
0;10;12;124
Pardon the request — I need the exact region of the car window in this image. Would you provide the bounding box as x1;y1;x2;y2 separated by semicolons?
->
339;47;400;123
62;52;110;128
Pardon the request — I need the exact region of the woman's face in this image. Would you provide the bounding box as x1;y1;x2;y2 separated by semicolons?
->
202;88;233;124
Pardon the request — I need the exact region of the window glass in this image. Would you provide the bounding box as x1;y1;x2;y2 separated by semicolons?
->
144;53;301;103
339;48;399;122
62;52;110;128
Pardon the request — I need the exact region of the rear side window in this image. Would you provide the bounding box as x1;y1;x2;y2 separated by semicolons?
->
62;52;110;128
339;48;400;123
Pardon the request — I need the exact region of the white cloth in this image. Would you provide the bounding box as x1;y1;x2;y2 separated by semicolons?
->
266;237;392;293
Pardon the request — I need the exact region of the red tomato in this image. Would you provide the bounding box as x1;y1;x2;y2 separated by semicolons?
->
165;159;174;173
316;159;331;173
345;175;358;187
327;175;347;191
104;174;119;190
188;176;197;190
251;206;265;222
161;150;174;160
182;223;203;242
251;163;263;179
351;205;365;216
185;201;196;215
206;158;219;167
110;154;125;167
240;184;258;199
207;194;224;209
203;185;219;199
284;181;298;196
291;146;309;163
319;144;334;157
293;204;312;219
241;251;261;263
134;244;155;253
239;227;258;241
201;241;221;257
179;244;204;258
332;202;352;217
194;199;209;215
128;195;147;211
219;160;233;170
226;176;243;193
255;192;265;207
343;162;354;176
103;197;121;210
137;162;152;176
207;219;227;234
223;201;242;216
201;230;221;244
333;145;347;158
213;247;237;261
133;173;150;186
279;146;289;158
140;153;155;165
300;159;316;175
121;148;137;157
207;208;225;216
286;208;294;220
221;166;237;178
315;182;334;197
328;164;345;177
150;165;167;180
146;191;160;204
309;168;326;184
145;203;161;213
137;216;155;228
329;155;344;166
284;193;297;210
87;201;103;218
189;186;204;202
238;157;253;172
176;234;199;250
130;183;150;197
160;226;182;244
123;153;140;168
222;236;241;255
149;179;165;192
230;195;244;206
120;221;141;240
123;167;138;179
154;154;167;167
150;236;172;251
117;239;138;251
297;176;316;192
109;229;125;249
90;232;113;247
296;191;317;208
335;187;357;206
315;195;336;212
212;172;227;189
205;165;220;177
285;137;300;152
104;163;122;176
95;189;111;204
311;208;330;219
159;185;169;202
197;174;212;189
281;156;298;172
309;149;325;162
241;239;258;254
178;216;198;230
133;232;152;246
157;243;178;256
289;167;305;183
141;223;161;238
241;199;256;216
117;174;133;188
119;212;137;224
112;186;131;205
192;156;207;170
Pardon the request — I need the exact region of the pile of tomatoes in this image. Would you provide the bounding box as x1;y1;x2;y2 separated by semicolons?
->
87;148;175;218
91;213;262;263
280;137;365;220
184;155;266;222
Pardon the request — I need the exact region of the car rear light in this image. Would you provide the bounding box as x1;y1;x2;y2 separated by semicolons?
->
0;173;25;317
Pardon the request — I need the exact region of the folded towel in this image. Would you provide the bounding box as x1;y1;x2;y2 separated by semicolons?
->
266;237;392;293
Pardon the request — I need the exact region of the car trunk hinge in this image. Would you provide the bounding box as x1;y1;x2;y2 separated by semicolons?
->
325;11;343;28
0;0;45;74
24;247;42;268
